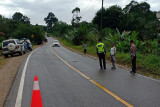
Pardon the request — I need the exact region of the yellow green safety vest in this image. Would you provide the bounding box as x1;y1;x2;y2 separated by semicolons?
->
96;43;105;53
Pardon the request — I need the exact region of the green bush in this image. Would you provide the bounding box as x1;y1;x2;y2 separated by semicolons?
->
0;42;2;49
103;29;139;53
12;24;45;45
0;43;2;56
0;37;5;42
150;39;158;54
87;31;99;45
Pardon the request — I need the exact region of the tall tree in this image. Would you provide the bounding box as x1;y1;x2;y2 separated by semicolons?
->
71;7;82;27
12;12;30;24
124;1;150;15
44;12;58;28
51;21;71;37
92;5;123;30
121;1;157;40
123;0;138;14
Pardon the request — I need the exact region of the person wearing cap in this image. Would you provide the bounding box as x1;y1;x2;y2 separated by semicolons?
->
130;40;136;74
110;43;116;69
96;38;106;69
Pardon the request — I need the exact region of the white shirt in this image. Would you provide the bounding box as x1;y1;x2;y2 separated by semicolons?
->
83;44;86;49
110;46;116;55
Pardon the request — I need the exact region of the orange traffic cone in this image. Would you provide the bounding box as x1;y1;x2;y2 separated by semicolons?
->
31;76;43;107
41;44;42;47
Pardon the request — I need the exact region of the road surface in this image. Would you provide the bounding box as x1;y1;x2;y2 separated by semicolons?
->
4;37;160;107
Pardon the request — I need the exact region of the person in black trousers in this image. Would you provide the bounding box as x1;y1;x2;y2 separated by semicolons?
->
130;40;136;74
96;38;106;69
83;42;87;54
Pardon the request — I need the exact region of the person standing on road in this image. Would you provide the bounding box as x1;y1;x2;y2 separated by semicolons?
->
24;40;28;52
25;40;30;51
110;43;116;69
83;42;87;54
96;38;106;69
130;40;136;74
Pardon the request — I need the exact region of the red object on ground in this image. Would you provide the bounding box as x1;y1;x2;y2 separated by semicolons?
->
41;44;42;47
31;76;43;107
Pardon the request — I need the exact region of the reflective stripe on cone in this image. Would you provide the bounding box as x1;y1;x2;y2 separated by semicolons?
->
31;76;43;107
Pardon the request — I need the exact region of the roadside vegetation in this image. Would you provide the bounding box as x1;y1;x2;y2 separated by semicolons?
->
0;1;160;76
59;38;160;76
0;12;45;50
0;12;46;59
44;1;160;76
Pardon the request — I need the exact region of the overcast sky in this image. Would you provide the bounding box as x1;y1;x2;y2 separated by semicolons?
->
0;0;160;25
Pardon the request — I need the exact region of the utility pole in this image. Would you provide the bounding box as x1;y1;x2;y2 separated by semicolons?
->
101;0;104;36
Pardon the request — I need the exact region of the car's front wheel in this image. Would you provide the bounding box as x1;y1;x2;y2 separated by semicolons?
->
23;51;26;54
19;51;22;56
11;54;13;57
4;54;8;58
29;47;32;51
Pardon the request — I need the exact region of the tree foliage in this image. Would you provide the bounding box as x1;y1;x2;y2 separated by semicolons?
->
44;12;58;28
12;24;45;44
92;1;159;40
48;0;159;55
93;5;123;30
50;21;72;37
71;7;82;27
12;12;30;24
0;13;45;44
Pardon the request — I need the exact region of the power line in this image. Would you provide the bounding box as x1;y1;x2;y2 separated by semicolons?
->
82;0;101;16
70;0;102;23
80;0;100;16
101;0;103;32
80;0;101;21
80;0;99;12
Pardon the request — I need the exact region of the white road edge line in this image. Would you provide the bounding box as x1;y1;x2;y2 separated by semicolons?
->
122;69;160;83
15;48;38;107
137;73;160;83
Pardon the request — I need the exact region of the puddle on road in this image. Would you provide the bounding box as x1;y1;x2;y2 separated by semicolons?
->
73;61;78;62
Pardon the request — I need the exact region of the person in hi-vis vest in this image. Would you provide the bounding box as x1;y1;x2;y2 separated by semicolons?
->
96;38;106;69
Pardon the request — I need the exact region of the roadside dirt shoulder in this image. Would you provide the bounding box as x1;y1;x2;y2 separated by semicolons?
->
0;47;38;107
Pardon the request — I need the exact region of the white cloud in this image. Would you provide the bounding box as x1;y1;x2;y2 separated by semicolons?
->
23;0;36;3
0;5;30;18
0;0;13;5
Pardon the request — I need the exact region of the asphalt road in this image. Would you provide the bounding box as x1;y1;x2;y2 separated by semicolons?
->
4;37;160;107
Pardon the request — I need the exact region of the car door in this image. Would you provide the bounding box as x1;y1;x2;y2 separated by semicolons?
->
16;40;23;52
